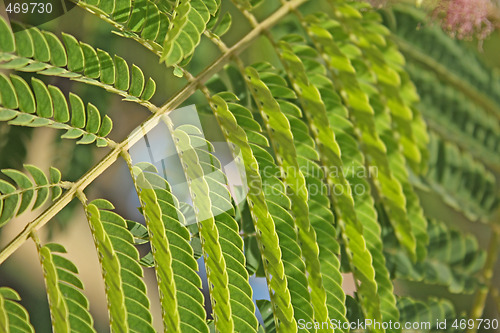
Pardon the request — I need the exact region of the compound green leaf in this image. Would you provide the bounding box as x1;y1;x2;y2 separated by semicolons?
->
0;287;35;332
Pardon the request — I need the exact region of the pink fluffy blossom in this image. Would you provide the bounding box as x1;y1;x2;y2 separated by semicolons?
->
433;0;498;40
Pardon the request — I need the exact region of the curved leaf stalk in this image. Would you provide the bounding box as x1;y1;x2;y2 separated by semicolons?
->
0;0;307;265
467;227;500;333
300;11;417;262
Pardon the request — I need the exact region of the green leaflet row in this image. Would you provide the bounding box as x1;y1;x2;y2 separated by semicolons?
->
408;63;500;169
80;0;171;48
385;219;486;295
78;0;233;68
397;297;458;332
424;134;499;221
304;11;418;263
245;62;334;328
170;122;259;332
133;163;210;333
390;5;500;109
0;165;64;227
36;242;96;333
0;287;35;332
0;17;156;104
84;199;155;332
0;73;113;147
161;0;220;66
209;93;299;332
276;33;400;328
1;242;96;332
209;64;350;331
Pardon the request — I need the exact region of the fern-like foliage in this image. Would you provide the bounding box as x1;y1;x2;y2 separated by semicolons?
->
0;0;499;332
0;165;65;226
0;287;35;332
397;297;457;332
35;241;96;332
0;22;157;108
133;163;210;332
0;73;113;146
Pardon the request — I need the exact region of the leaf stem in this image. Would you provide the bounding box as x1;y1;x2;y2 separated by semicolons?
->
29;230;42;251
0;182;72;201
